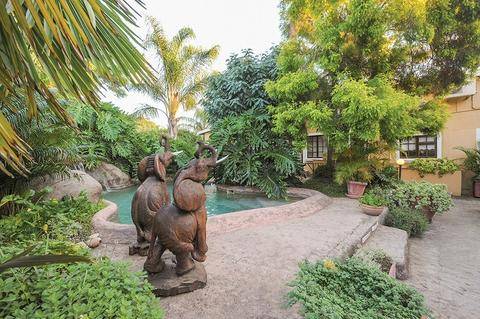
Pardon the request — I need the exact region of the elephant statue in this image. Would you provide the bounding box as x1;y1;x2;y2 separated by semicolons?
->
130;136;181;255
144;142;227;275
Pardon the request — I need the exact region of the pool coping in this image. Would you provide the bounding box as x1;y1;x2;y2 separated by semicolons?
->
92;185;332;244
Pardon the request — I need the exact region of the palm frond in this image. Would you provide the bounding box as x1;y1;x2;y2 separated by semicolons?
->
131;103;166;119
0;0;155;176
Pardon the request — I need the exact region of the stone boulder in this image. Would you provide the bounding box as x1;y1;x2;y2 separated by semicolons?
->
87;162;133;191
30;170;103;202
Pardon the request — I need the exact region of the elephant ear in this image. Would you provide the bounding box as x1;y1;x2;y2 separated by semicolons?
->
174;179;205;212
154;154;167;182
137;156;149;182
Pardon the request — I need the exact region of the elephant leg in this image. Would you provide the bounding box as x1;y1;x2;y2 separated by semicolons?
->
175;252;195;276
192;208;208;262
144;240;165;274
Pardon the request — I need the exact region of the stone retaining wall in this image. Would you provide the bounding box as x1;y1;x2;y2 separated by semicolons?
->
92;186;333;244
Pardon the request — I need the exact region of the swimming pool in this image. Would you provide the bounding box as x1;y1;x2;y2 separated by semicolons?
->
103;185;296;224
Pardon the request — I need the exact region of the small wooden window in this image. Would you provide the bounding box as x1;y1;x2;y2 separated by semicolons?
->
307;135;327;159
400;135;437;158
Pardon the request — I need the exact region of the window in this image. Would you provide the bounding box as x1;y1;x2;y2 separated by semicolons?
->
400;135;437;158
307;135;327;158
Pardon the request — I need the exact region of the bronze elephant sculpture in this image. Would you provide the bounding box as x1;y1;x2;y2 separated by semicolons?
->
144;142;227;275
130;137;181;254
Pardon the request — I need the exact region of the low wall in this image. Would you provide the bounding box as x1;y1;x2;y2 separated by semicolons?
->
92;186;332;244
401;168;462;196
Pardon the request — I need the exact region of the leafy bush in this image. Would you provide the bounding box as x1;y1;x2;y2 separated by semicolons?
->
385;207;429;237
68;101;162;177
0;190;101;244
334;160;373;184
289;258;430;319
388;181;453;215
170;130;199;168
0;257;163;319
203;48;278;124
409;158;459;177
457;147;480;178
359;192;388;207
370;164;399;187
210;110;302;198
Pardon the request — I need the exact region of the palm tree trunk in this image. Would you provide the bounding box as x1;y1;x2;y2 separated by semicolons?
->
168;117;178;139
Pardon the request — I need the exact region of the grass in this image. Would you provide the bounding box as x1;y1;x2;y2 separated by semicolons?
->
301;177;346;197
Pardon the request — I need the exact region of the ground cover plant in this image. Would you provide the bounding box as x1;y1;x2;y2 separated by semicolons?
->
359;192;389;207
0;191;164;318
289;258;430;319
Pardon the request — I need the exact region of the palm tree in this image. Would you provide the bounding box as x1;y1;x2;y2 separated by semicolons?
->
178;109;209;133
132;17;219;139
0;0;154;177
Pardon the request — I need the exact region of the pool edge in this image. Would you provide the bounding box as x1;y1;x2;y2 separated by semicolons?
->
92;186;333;244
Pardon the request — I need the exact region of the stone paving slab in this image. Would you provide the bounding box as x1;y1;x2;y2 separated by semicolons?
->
406;199;480;319
93;198;382;319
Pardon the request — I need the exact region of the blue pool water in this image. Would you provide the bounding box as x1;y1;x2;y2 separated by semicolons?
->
103;185;295;224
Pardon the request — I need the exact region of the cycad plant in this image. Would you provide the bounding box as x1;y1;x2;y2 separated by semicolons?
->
132;17;219;138
0;0;154;177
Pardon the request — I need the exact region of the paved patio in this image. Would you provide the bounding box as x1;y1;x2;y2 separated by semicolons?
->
94;197;382;319
407;198;480;319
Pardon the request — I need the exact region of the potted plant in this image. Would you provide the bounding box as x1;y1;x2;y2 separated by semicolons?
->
359;192;388;216
335;161;372;199
389;181;453;222
457;147;480;198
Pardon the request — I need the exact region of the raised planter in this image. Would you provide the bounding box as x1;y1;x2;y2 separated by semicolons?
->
360;203;385;216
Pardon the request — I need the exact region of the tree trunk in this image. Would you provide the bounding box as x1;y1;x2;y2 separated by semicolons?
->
326;145;335;178
168;117;178;139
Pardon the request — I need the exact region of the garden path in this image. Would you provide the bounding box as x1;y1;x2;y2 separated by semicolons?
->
407;198;480;319
94;198;381;319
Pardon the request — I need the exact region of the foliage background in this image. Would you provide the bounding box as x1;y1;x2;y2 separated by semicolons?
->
204;49;302;198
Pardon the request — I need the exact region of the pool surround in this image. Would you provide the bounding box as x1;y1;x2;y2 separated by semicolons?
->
92;185;332;244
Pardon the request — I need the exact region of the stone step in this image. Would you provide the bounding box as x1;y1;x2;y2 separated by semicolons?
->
356;225;409;280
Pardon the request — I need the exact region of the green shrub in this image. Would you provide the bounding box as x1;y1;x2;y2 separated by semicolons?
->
334;160;373;185
0;190;101;244
289;258;430;319
359;192;389;207
409;158;459;177
0;257;164;319
385;207;429;237
389;181;453;215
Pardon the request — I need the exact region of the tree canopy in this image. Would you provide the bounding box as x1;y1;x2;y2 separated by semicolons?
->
268;0;479;166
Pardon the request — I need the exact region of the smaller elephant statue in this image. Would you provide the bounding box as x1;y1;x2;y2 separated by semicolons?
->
144;142;227;275
130;136;181;255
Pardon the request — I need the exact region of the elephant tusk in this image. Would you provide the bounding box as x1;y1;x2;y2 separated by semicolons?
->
216;155;229;164
172;151;183;156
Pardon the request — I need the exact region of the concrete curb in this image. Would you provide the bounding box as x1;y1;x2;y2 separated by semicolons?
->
92;186;333;244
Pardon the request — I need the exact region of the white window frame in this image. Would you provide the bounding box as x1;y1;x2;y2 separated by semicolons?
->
396;133;442;163
303;133;326;163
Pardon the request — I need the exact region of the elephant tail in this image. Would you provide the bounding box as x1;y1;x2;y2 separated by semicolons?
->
146;228;158;260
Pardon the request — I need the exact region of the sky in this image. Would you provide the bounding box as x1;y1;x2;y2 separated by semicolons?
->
102;0;282;128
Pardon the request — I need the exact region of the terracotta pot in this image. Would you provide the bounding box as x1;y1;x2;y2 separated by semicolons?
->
473;179;480;198
360;203;385;216
422;207;435;223
346;181;367;199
